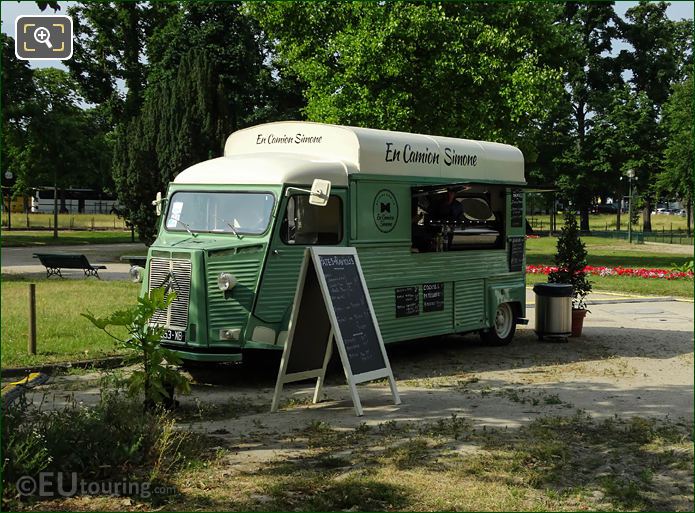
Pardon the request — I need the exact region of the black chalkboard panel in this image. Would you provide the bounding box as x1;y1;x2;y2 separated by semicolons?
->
423;283;444;312
510;188;523;228
509;237;525;272
319;254;386;376
395;286;419;318
285;258;332;375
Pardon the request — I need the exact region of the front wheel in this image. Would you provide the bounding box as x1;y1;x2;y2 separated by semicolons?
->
481;302;516;346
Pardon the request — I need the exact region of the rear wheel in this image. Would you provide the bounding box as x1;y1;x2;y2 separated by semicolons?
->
481;302;516;346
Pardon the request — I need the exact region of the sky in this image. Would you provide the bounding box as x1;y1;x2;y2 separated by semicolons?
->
2;1;693;72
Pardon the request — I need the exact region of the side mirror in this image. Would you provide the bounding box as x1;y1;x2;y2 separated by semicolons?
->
309;179;331;207
152;192;163;216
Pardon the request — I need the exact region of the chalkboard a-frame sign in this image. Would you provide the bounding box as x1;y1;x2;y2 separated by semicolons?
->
271;247;401;416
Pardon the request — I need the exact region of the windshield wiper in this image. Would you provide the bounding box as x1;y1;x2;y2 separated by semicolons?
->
213;215;243;239
173;218;197;238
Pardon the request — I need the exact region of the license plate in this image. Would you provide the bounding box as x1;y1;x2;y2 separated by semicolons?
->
161;329;186;343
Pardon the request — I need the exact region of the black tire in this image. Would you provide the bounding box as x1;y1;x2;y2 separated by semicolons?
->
480;302;517;346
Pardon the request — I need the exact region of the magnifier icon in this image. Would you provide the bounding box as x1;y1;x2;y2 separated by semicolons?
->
34;26;52;48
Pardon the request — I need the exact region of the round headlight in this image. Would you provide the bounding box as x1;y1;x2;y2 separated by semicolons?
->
129;265;144;283
217;272;237;291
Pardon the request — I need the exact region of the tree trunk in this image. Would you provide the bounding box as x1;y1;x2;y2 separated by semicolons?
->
688;200;692;236
53;185;58;238
580;206;590;233
59;189;68;214
616;208;621;232
642;198;652;233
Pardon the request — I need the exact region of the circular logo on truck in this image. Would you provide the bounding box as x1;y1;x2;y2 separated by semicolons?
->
373;189;399;233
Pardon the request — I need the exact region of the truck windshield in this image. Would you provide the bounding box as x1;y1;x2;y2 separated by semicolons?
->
165;191;275;235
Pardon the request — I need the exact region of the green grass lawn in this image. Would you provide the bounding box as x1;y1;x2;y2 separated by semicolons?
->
526;236;693;298
526;273;693;299
527;236;692;268
1;276;140;368
2;212;127;230
1;230;135;247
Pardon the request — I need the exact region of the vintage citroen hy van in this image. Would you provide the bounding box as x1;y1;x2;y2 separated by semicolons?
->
140;121;528;363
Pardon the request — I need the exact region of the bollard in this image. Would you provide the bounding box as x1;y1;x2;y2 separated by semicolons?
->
28;284;37;355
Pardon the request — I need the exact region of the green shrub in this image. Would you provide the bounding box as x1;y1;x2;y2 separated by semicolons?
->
548;212;592;309
82;287;190;408
672;259;694;273
2;384;199;498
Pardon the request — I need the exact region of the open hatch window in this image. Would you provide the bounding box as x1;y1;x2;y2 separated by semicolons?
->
411;184;505;252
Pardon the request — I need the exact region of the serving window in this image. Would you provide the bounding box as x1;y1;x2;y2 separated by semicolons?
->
411;184;505;252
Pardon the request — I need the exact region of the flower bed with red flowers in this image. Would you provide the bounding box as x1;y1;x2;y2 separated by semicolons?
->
526;264;694;280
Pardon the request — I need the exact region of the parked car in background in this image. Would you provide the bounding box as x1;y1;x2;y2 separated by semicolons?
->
593;204;617;214
677;209;687;217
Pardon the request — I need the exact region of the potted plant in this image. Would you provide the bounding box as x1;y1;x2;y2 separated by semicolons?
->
548;211;592;336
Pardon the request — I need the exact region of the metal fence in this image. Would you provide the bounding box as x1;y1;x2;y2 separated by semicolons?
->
527;217;693;246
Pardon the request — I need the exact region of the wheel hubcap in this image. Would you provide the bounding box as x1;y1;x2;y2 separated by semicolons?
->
494;304;513;339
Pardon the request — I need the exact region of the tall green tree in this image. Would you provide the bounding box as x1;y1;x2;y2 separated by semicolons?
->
10;69;113;235
554;2;622;232
589;85;661;230
112;3;298;243
1;34;34;204
15;69;113;189
250;2;567;155
66;1;175;124
657;76;693;232
112;50;234;243
618;1;691;231
146;1;297;131
1;34;34;127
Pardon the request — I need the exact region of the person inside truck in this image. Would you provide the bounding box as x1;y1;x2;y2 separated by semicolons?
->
430;188;464;223
411;197;431;252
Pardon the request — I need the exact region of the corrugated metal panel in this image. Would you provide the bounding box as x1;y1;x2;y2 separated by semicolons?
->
254;249;306;323
455;279;485;330
357;245;509;287
356;246;516;340
368;284;453;343
205;256;262;331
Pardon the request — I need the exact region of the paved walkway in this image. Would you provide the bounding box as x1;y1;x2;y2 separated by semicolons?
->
1;242;146;281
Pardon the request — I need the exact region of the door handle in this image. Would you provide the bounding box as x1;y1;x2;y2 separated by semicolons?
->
272;249;282;255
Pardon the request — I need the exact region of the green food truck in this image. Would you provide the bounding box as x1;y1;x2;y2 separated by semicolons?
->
138;121;528;363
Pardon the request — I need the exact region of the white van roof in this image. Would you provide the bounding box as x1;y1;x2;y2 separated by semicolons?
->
174;121;525;186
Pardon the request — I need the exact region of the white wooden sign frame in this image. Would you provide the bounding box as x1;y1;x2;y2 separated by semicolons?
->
271;246;401;416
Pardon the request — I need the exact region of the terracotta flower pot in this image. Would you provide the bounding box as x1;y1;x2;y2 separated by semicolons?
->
570;308;588;337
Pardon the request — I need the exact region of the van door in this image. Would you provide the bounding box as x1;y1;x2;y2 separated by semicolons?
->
253;190;347;335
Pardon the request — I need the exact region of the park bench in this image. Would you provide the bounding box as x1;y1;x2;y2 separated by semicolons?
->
32;253;107;279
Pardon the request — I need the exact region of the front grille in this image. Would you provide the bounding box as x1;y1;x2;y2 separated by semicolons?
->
148;257;192;330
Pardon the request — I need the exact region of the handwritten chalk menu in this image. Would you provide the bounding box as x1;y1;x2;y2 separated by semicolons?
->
271;247;400;417
395;286;419;318
319;254;386;375
423;283;444;312
510;188;523;228
509;237;525;272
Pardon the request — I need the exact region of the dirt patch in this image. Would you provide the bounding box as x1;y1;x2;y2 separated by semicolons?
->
12;299;694;511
